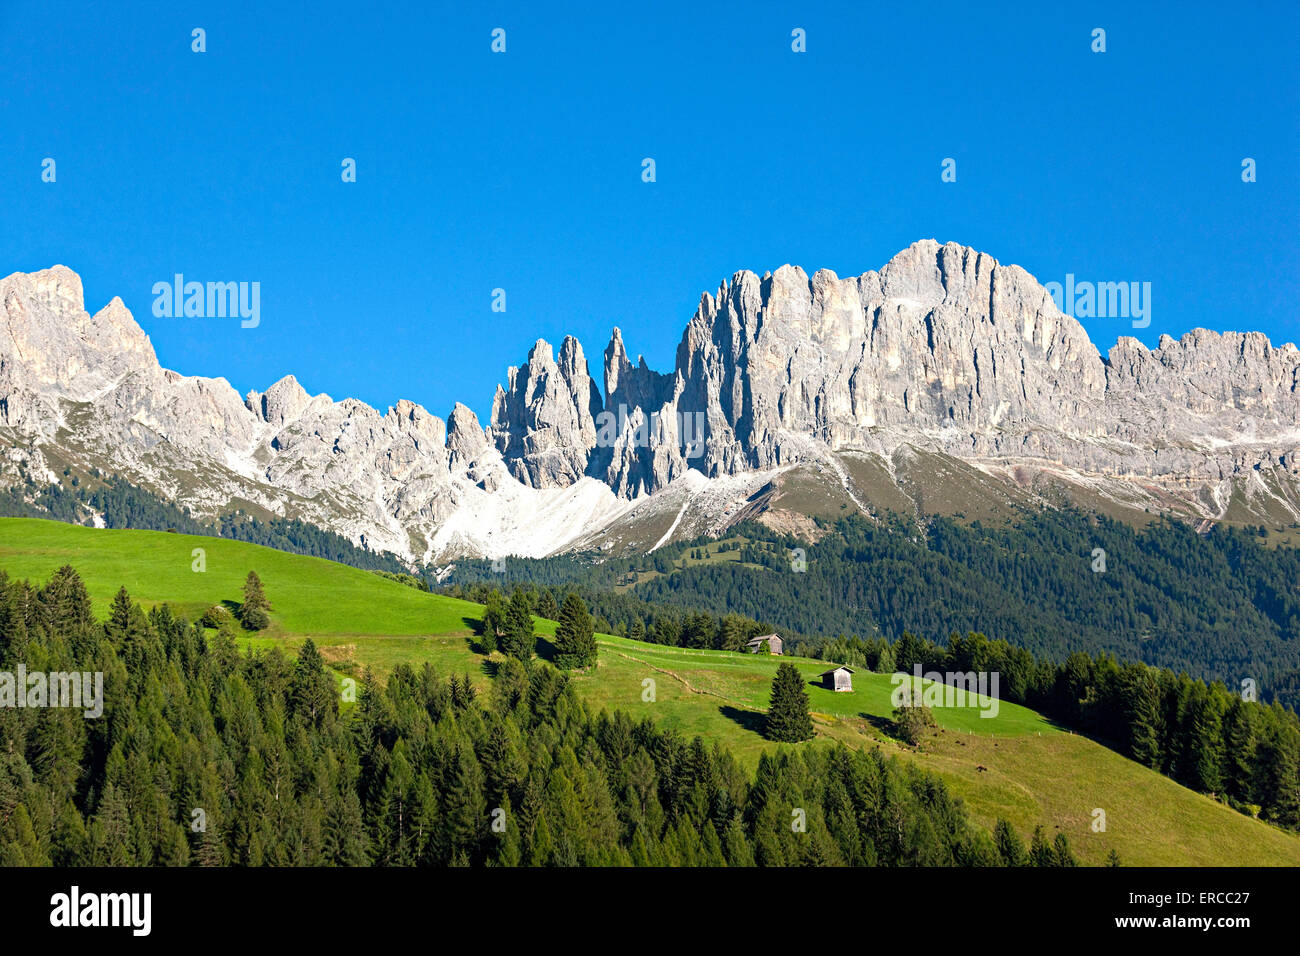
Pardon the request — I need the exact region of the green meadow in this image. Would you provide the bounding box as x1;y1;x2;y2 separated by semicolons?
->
0;517;480;635
2;516;1298;866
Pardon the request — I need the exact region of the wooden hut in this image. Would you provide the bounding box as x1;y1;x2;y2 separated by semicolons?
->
819;665;854;692
744;634;783;655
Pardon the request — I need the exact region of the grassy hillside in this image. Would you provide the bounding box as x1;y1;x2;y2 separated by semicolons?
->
2;516;1298;866
0;517;478;635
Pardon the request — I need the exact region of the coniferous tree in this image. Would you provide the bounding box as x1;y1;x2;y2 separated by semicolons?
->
1051;832;1078;866
765;663;814;742
552;593;597;669
1028;825;1055;866
490;796;523;866
1187;693;1226;794
1125;667;1162;768
239;571;271;630
480;590;506;653
1222;699;1259;805
290;639;336;727
1258;729;1300;829
501;588;536;661
892;684;937;746
106;586;134;638
719;614;749;652
994;819;1027;865
537;590;560;621
37;565;96;658
893;631;926;672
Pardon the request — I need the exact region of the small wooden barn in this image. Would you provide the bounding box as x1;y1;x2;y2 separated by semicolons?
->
745;634;783;655
819;665;854;692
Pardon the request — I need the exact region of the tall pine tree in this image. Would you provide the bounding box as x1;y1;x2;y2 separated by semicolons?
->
239;571;271;630
552;593;597;669
765;663;814;742
501;588;536;661
480;590;506;653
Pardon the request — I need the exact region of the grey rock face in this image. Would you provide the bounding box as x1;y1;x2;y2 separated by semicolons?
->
486;240;1296;495
596;328;680;497
489;337;601;487
604;327;674;413
446;402;488;467
659;242;1114;482
2;241;1297;563
1;267;158;432
247;375;313;429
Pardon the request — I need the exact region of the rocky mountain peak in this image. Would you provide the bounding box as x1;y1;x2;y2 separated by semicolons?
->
0;266;161;433
446;402;488;466
2;243;1297;563
248;374;313;428
490;335;601;487
604;327;672;416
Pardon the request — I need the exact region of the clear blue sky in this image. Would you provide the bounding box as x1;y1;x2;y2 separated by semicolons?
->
2;1;1296;424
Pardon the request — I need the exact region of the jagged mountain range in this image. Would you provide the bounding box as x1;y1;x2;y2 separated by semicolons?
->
2;240;1298;564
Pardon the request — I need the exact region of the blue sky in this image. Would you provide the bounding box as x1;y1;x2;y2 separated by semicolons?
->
2;1;1296;424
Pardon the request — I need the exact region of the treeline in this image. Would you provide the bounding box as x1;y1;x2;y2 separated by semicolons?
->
800;629;1300;831
445;528;734;590
0;468;416;577
448;509;1300;705
0;565;1078;867
443;580;777;653
638;511;1300;695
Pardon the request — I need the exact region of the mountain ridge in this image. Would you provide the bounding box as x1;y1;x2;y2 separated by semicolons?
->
2;241;1298;563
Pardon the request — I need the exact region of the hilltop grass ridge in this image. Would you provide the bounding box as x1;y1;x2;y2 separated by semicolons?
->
1;516;1298;866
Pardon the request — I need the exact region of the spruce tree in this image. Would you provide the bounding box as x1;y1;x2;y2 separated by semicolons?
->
1028;825;1055;866
537;590;560;621
1188;694;1226;794
107;586;134;636
38;565;96;659
1259;730;1300;829
765;662;814;742
553;593;597;669
1125;668;1162;768
719;614;749;652
480;590;506;653
501;588;536;661
290;638;336;727
491;796;523;867
239;571;271;630
1052;832;1078;866
1222;699;1258;804
994;819;1027;865
893;631;925;672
